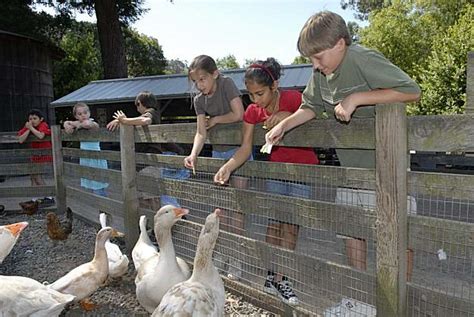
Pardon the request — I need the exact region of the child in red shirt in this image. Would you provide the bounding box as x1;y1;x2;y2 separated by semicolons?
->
214;58;318;306
18;109;52;186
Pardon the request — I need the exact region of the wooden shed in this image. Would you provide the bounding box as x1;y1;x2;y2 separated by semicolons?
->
0;30;63;132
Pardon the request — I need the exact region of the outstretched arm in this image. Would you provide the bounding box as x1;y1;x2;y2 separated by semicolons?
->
114;110;152;126
184;115;207;169
214;122;254;184
265;108;315;145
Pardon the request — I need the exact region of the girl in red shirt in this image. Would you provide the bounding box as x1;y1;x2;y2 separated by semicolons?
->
214;58;318;306
18;109;52;186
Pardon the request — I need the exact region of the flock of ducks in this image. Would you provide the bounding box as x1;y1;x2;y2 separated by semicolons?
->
0;205;224;316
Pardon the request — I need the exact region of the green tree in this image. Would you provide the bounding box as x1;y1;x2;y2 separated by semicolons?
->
216;55;240;70
124;28;166;77
292;56;310;64
53;22;102;98
164;59;187;74
242;58;257;68
359;1;473;115
359;3;433;78
34;0;149;79
340;0;388;20
413;5;474;115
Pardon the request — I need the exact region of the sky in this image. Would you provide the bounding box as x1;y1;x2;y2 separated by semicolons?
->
39;0;364;67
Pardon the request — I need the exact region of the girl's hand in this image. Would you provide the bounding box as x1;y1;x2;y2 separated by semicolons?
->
264;111;292;130
113;110;127;122
265;123;285;145
64;122;75;134
214;166;231;185
80;119;93;129
184;155;196;169
206;117;217;130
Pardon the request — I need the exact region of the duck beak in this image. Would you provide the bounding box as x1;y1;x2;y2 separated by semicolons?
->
111;229;125;238
173;208;189;218
6;222;28;237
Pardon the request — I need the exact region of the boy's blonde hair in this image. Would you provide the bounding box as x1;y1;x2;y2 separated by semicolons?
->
73;102;89;116
297;11;352;57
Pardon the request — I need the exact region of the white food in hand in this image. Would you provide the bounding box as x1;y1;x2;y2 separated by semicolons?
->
260;143;273;154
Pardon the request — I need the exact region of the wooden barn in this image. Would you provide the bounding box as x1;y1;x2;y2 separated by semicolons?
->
0;30;63;132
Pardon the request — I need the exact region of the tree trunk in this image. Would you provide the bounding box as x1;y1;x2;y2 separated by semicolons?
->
95;0;128;79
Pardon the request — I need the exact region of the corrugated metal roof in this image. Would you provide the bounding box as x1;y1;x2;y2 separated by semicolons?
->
51;64;313;107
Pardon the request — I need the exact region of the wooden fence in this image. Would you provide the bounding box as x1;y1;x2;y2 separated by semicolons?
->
0;133;55;211
40;106;473;316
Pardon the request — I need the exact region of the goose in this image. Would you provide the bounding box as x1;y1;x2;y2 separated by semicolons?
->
49;227;113;307
132;214;158;271
153;208;225;317
0;221;28;264
136;205;191;313
0;275;75;317
99;213;129;278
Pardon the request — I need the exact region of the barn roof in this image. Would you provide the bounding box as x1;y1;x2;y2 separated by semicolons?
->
51;64;314;107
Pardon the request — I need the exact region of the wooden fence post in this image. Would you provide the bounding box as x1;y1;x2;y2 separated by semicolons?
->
466;51;474;114
375;104;408;316
120;125;139;253
51;125;66;214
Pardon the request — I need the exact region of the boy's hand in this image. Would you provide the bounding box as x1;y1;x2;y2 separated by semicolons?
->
106;119;120;131
214;166;231;185
264;111;292;130
335;97;357;122
113;110;127;122
25;121;33;130
184;155;196;169
265;123;285;145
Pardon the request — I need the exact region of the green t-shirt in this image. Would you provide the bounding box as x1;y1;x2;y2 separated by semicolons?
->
300;44;420;168
300;44;421;118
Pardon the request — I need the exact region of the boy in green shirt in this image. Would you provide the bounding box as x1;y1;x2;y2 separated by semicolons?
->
266;11;421;271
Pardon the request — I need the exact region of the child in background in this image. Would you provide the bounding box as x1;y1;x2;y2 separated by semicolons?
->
214;58;319;306
64;103;109;197
107;91;188;207
184;55;245;169
266;11;420;274
106;91;160;132
18;109;53;186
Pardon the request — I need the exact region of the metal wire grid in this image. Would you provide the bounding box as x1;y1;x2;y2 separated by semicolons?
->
407;178;474;316
136;159;378;314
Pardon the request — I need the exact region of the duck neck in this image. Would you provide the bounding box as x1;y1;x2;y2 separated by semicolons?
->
93;238;107;265
140;224;152;244
156;229;176;259
192;245;214;280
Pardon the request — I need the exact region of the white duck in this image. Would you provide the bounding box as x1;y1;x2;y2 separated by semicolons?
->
0;221;28;264
132;214;158;271
49;227;113;304
0;275;75;317
136;205;191;313
153;208;225;317
99;213;129;278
